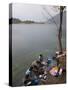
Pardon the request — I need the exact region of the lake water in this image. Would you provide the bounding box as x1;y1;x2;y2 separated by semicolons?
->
12;24;66;86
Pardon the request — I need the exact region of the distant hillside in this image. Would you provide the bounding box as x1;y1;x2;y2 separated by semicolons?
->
9;18;45;24
22;20;35;24
9;18;36;24
9;18;22;24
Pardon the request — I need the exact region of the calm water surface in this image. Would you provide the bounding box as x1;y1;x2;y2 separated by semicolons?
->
12;24;66;86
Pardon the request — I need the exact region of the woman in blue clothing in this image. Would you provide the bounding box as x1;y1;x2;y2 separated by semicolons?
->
24;66;39;86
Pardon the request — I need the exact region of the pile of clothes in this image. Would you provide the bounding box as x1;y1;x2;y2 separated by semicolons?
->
49;66;63;76
48;51;66;77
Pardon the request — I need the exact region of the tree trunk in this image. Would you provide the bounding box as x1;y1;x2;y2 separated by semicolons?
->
58;6;64;54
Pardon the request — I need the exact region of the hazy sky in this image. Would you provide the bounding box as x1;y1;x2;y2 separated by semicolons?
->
12;3;59;22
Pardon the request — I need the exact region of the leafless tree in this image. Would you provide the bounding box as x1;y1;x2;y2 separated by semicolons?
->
42;6;66;54
58;6;65;54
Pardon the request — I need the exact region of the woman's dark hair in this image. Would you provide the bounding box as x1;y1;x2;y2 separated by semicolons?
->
39;54;43;61
40;54;43;57
52;56;56;60
29;66;33;71
33;65;38;69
